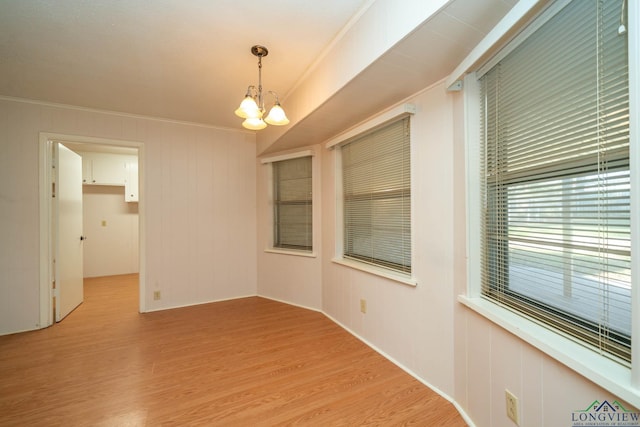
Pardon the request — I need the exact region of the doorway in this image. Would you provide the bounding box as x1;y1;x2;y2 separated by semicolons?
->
39;133;146;328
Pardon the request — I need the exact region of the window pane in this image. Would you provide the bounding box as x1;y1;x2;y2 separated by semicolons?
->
342;117;411;273
486;169;631;356
273;156;312;251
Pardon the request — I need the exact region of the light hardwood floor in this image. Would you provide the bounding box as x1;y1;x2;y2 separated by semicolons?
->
0;274;466;426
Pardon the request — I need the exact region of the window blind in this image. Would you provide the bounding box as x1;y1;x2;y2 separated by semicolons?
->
480;0;630;362
342;117;411;273
273;156;312;251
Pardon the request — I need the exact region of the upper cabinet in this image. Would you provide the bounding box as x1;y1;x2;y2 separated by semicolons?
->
125;162;139;202
81;152;128;185
79;152;139;202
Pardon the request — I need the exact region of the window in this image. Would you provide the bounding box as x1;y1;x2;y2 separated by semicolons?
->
272;156;312;251
341;117;411;274
479;0;630;363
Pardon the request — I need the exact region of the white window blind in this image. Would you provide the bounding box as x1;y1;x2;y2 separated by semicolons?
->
341;117;411;273
480;0;630;362
273;156;312;251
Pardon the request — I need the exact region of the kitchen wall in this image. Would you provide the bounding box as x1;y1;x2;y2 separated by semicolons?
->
82;185;138;278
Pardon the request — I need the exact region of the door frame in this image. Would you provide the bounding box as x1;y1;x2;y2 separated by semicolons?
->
39;132;146;328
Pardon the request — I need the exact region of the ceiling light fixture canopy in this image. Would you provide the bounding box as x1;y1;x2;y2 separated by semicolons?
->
235;45;290;130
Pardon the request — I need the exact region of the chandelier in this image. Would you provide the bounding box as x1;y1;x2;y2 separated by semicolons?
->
234;45;290;130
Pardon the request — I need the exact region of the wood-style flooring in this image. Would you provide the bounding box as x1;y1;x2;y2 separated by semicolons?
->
0;274;466;426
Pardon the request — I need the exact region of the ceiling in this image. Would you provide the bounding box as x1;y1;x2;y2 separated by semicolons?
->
0;0;520;152
0;0;368;126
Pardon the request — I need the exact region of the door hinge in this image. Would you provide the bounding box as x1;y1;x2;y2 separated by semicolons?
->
52;287;59;298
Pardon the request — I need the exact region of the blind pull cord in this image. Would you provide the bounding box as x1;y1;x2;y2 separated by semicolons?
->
618;0;627;35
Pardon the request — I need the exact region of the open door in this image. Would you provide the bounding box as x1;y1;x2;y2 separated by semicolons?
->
55;143;84;321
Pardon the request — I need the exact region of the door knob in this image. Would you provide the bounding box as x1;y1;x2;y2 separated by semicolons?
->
80;236;87;241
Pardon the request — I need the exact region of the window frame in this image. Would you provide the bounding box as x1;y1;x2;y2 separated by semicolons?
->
261;150;317;258
459;0;640;408
328;104;417;286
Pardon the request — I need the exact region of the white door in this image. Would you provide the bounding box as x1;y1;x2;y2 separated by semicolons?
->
55;143;84;321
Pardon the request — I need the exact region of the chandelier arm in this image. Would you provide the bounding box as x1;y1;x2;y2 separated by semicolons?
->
245;85;257;97
267;90;280;104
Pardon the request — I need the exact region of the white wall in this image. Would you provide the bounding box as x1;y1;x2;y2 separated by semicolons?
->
0;97;257;334
82;185;139;278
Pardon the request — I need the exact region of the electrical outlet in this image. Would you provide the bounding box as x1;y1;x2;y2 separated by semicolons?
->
505;389;520;425
153;291;161;301
360;299;367;314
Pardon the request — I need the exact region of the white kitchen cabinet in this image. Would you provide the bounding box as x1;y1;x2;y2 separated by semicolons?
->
92;155;126;185
78;151;138;201
125;162;139;202
81;156;93;184
81;152;127;186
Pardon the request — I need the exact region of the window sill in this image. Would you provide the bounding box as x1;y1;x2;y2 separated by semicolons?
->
332;257;417;287
458;295;640;409
264;248;316;258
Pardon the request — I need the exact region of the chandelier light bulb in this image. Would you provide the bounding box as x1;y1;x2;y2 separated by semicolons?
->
264;103;290;126
242;116;267;130
235;95;260;119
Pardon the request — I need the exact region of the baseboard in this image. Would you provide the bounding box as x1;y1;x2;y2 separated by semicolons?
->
143;294;259;313
322;311;476;427
258;294;323;314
